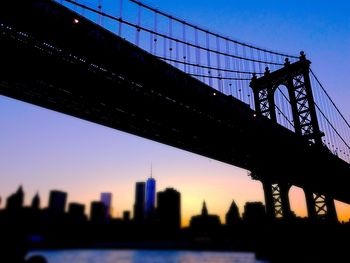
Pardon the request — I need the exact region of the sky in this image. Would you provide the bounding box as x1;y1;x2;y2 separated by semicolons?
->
0;0;350;226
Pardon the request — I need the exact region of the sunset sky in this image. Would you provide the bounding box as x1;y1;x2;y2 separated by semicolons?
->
0;0;349;226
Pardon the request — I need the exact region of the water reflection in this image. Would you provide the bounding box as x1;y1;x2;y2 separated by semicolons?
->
27;250;266;263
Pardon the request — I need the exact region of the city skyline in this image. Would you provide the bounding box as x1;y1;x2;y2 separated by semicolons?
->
0;178;283;229
1;178;341;228
2;176;254;226
1;178;248;227
2;167;350;226
1;0;350;227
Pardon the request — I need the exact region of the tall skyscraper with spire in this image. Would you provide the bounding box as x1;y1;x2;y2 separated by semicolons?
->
145;166;156;219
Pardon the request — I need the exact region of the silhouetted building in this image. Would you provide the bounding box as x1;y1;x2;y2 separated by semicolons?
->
243;202;266;224
68;203;86;223
157;188;181;230
145;177;156;219
123;211;130;222
190;201;221;231
48;190;67;215
225;200;240;226
90;201;106;224
31;192;40;210
6;185;24;211
100;192;112;219
133;182;145;222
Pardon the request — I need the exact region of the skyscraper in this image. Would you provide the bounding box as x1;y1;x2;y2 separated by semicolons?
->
90;201;106;224
100;192;112;219
225;200;241;226
6;185;24;212
123;211;131;222
190;201;221;231
68;203;86;223
243;202;266;224
31;192;40;210
145;177;156;219
157;188;181;230
133;182;145;222
48;190;67;215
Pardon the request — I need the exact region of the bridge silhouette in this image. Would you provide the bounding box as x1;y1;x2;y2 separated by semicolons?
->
1;0;350;222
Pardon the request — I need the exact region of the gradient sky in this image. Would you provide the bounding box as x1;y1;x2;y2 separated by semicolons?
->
0;0;350;226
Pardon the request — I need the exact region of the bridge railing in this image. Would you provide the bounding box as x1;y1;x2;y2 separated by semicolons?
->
56;0;350;164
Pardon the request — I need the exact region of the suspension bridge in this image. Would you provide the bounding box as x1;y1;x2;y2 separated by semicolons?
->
0;0;349;222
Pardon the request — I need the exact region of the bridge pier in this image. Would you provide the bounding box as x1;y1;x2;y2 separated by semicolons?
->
262;180;292;220
304;189;338;222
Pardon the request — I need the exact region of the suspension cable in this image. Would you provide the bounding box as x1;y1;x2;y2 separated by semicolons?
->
61;0;286;66
311;69;350;129
128;0;298;59
314;102;350;150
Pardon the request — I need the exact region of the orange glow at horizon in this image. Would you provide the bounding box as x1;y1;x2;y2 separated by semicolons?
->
5;174;350;227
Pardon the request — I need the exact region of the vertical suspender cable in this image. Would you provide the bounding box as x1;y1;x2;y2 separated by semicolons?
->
195;28;201;82
135;3;141;46
98;0;103;25
257;50;262;77
323;93;336;152
269;53;274;72
324;96;337;153
264;51;268;71
163;34;167;61
153;12;158;55
168;18;173;65
234;43;240;99
319;84;332;148
329;97;342;152
118;0;123;37
149;14;153;54
284;89;291;129
242;46;248;103
187;32;191;76
206;33;212;87
277;89;282;125
284;88;292;130
225;40;231;95
216;36;222;93
176;40;180;69
182;23;187;73
251;48;256;73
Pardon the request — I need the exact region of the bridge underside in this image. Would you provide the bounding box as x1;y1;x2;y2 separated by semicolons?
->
1;0;350;204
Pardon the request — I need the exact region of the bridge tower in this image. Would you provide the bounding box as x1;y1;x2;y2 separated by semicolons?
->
250;52;337;222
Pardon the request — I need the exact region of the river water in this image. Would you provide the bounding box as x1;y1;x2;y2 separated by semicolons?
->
27;250;269;263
